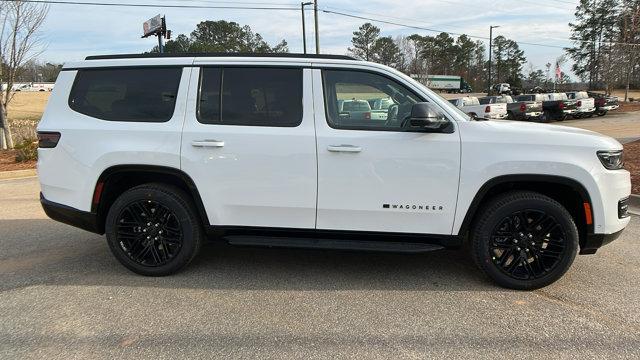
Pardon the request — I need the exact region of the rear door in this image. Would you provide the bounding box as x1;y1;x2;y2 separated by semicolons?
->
313;68;461;235
181;65;318;229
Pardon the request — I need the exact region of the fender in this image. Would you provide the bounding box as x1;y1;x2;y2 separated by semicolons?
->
92;165;210;232
457;174;593;237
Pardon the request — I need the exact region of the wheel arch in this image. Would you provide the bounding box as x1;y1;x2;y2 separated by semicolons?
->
91;165;210;234
457;174;594;251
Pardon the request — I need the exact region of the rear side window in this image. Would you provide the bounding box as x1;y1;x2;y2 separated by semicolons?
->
198;67;303;127
69;67;182;122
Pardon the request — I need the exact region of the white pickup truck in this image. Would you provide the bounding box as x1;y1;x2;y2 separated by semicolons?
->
566;91;596;118
448;96;508;120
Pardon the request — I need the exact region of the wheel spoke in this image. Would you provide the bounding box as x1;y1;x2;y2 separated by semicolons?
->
115;200;183;267
490;208;567;280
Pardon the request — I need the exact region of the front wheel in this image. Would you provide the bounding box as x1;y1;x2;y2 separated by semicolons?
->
470;191;578;290
596;110;607;117
105;183;204;276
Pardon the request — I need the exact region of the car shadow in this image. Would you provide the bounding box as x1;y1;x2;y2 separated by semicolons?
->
0;219;498;292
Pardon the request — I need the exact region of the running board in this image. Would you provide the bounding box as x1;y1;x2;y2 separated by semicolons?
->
225;236;445;253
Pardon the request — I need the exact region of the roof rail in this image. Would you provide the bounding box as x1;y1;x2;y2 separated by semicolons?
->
85;52;357;61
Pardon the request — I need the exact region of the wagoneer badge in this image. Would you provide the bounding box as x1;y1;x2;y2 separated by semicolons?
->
383;204;444;211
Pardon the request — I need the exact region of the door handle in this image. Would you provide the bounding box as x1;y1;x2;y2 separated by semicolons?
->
192;140;225;148
327;145;362;153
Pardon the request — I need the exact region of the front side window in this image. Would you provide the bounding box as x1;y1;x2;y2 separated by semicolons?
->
69;67;182;122
323;70;423;131
198;67;303;127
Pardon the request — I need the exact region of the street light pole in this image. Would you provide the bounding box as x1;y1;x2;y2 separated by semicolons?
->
301;2;312;54
488;25;499;95
314;0;320;54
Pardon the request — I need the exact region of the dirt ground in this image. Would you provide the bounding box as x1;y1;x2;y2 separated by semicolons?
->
0;150;36;172
624;140;640;194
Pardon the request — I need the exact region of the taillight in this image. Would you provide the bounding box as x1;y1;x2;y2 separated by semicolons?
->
37;131;61;148
577;100;582;107
520;103;526;112
559;101;565;110
364;112;371;120
485;106;491;113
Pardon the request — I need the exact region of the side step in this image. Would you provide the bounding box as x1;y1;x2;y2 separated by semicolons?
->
225;236;445;253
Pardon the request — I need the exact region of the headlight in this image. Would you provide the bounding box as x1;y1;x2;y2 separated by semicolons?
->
597;150;624;170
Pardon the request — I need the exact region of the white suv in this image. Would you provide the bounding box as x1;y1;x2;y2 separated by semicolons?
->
37;54;631;289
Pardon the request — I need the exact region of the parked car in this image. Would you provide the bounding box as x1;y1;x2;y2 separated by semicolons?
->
339;99;375;123
479;95;542;121
534;93;579;121
566;91;596;118
37;53;631;290
492;83;512;95
587;91;620;116
448;96;507;120
367;97;394;120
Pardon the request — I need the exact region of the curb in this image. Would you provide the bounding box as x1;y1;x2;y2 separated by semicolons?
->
0;169;37;180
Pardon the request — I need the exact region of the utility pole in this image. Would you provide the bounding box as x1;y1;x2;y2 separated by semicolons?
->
314;0;320;54
487;25;500;95
301;2;312;54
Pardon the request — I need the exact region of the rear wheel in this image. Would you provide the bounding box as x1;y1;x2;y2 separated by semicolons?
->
105;183;204;276
596;110;607;117
470;191;578;290
506;111;515;120
539;111;551;123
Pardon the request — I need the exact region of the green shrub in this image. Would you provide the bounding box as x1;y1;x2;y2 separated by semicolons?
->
14;138;38;162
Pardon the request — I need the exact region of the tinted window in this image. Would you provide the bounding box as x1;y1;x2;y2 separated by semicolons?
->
69;67;182;122
323;70;423;131
198;68;222;124
479;97;492;105
206;67;302;127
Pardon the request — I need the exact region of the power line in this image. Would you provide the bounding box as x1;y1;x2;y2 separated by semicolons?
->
4;0;637;49
320;8;569;49
321;8;640;49
0;0;300;10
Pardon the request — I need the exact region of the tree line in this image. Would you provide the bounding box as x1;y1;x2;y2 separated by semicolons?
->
567;0;640;98
347;22;528;91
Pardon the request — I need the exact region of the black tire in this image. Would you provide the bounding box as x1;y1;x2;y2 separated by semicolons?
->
596;110;607;117
506;111;515;120
540;111;552;123
470;191;578;290
105;183;204;276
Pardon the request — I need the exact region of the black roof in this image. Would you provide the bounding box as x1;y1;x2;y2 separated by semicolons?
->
85;52;357;61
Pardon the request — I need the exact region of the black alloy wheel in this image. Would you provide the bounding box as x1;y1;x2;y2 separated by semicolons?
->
105;183;203;276
115;199;183;267
471;191;578;290
489;210;566;281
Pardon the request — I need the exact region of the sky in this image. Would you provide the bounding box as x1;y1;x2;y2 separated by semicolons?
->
35;0;580;75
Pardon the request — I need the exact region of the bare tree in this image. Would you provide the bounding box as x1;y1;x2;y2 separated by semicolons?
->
0;1;48;150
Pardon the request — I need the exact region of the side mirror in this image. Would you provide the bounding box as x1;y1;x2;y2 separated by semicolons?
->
408;102;449;131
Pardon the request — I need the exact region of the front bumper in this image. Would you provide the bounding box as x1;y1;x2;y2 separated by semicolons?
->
40;193;103;234
579;107;596;114
581;229;625;255
601;105;619;111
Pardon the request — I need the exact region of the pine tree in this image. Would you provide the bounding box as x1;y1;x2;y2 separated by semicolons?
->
348;23;381;61
567;0;620;89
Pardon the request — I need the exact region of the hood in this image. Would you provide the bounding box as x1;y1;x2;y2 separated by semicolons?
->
462;119;622;150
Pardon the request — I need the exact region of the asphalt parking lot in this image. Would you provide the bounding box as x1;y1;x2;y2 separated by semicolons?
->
1;177;639;359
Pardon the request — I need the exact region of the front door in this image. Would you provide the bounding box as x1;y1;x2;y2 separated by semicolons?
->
313;68;461;235
181;66;317;229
